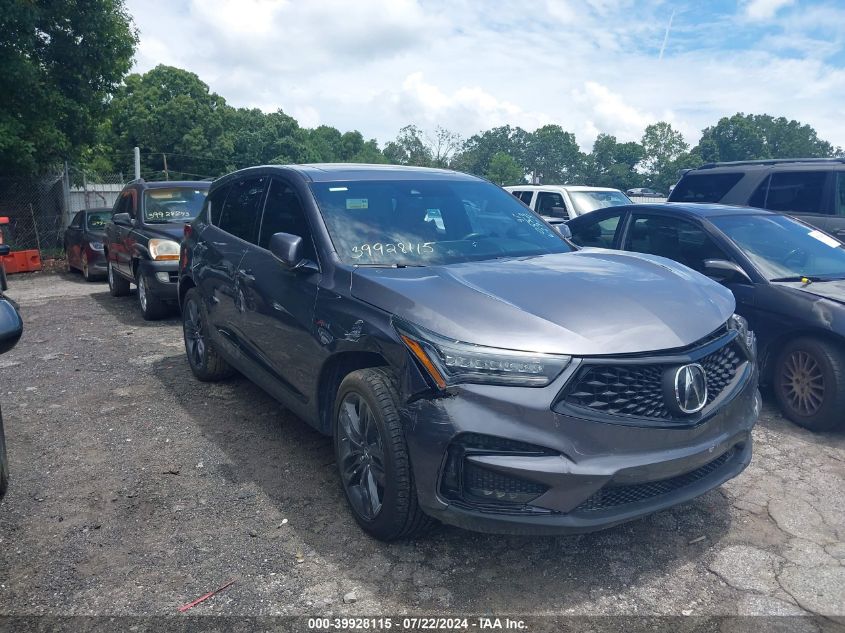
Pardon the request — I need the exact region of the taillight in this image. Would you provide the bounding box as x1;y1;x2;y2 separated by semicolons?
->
184;223;193;239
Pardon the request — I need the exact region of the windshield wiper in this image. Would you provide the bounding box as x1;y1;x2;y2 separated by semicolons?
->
770;275;845;284
354;263;427;268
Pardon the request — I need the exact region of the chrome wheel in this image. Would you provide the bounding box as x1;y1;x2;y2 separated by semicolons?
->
138;274;148;312
336;393;386;521
781;349;825;417
183;298;206;368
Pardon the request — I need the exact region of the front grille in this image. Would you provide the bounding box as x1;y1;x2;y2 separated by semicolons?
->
562;338;744;421
575;447;737;512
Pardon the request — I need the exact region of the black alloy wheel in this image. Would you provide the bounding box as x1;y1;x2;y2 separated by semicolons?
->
333;368;433;540
182;288;233;381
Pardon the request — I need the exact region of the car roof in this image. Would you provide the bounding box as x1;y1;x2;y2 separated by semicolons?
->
688;158;845;172
216;163;483;184
139;180;210;188
622;202;775;218
504;184;622;192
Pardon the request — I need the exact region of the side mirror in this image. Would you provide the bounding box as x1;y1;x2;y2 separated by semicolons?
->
269;232;304;268
0;245;10;257
555;224;572;240
0;299;22;354
704;259;752;284
113;212;132;226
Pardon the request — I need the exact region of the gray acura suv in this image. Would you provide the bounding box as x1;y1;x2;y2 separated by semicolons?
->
179;164;760;540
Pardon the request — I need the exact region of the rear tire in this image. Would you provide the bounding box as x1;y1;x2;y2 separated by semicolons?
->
107;261;130;297
0;266;7;292
333;367;434;541
774;337;845;432
137;272;169;321
182;288;234;381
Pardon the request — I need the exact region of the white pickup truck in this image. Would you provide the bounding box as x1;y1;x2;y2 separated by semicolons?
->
504;185;631;221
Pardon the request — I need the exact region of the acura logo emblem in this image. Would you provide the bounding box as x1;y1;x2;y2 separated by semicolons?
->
672;364;708;414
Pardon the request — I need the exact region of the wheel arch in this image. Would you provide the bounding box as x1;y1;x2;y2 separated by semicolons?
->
760;327;845;385
317;351;391;435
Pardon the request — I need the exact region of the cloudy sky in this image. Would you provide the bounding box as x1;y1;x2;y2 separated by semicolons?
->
126;0;845;150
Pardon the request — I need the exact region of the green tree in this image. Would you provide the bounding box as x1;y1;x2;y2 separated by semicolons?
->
383;125;433;166
584;133;644;190
108;65;233;178
485;152;524;185
452;125;529;177
697;113;836;162
640;122;693;192
524;125;584;184
0;0;137;174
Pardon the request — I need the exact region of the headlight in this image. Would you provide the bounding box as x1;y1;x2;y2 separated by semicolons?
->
148;239;180;261
728;313;756;357
394;319;571;388
88;241;104;251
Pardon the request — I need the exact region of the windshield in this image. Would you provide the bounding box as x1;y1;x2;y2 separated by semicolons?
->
311;179;573;266
143;187;207;223
711;214;845;281
569;191;631;214
86;211;111;231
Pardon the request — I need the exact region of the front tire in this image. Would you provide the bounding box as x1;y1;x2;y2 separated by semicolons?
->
774;337;845;432
182;288;234;381
137;271;169;321
107;261;130;297
333;368;434;541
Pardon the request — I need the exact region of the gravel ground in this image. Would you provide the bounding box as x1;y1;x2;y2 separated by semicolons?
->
0;272;844;624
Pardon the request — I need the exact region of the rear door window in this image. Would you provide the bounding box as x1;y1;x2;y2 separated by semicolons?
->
623;213;729;273
764;171;828;214
837;173;845;217
216;177;267;243
518;191;534;205
570;212;625;248
669;173;743;203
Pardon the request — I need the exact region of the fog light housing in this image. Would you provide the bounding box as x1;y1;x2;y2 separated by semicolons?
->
155;272;170;283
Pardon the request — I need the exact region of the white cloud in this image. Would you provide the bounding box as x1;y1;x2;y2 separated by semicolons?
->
743;0;795;21
125;0;845;152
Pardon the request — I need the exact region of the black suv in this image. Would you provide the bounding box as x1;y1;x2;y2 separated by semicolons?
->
104;179;209;319
668;158;845;240
178;164;758;540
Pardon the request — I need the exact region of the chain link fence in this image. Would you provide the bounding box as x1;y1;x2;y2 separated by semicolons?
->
0;167;125;262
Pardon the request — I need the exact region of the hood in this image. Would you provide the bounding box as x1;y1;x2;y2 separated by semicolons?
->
773;279;845;305
351;250;735;356
87;229;106;242
143;224;186;240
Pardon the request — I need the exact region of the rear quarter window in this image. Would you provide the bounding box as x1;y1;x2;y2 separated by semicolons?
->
668;173;744;203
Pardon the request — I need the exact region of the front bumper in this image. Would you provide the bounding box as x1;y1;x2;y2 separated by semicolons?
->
137;259;179;301
401;349;760;535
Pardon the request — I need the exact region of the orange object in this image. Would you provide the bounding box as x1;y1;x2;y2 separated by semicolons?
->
0;249;42;274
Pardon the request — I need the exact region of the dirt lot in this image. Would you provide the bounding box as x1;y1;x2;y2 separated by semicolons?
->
0;273;844;624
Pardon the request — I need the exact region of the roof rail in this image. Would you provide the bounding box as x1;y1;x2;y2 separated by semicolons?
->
696;157;845;170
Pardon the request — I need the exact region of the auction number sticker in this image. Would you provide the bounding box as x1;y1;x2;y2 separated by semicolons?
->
351;242;435;259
